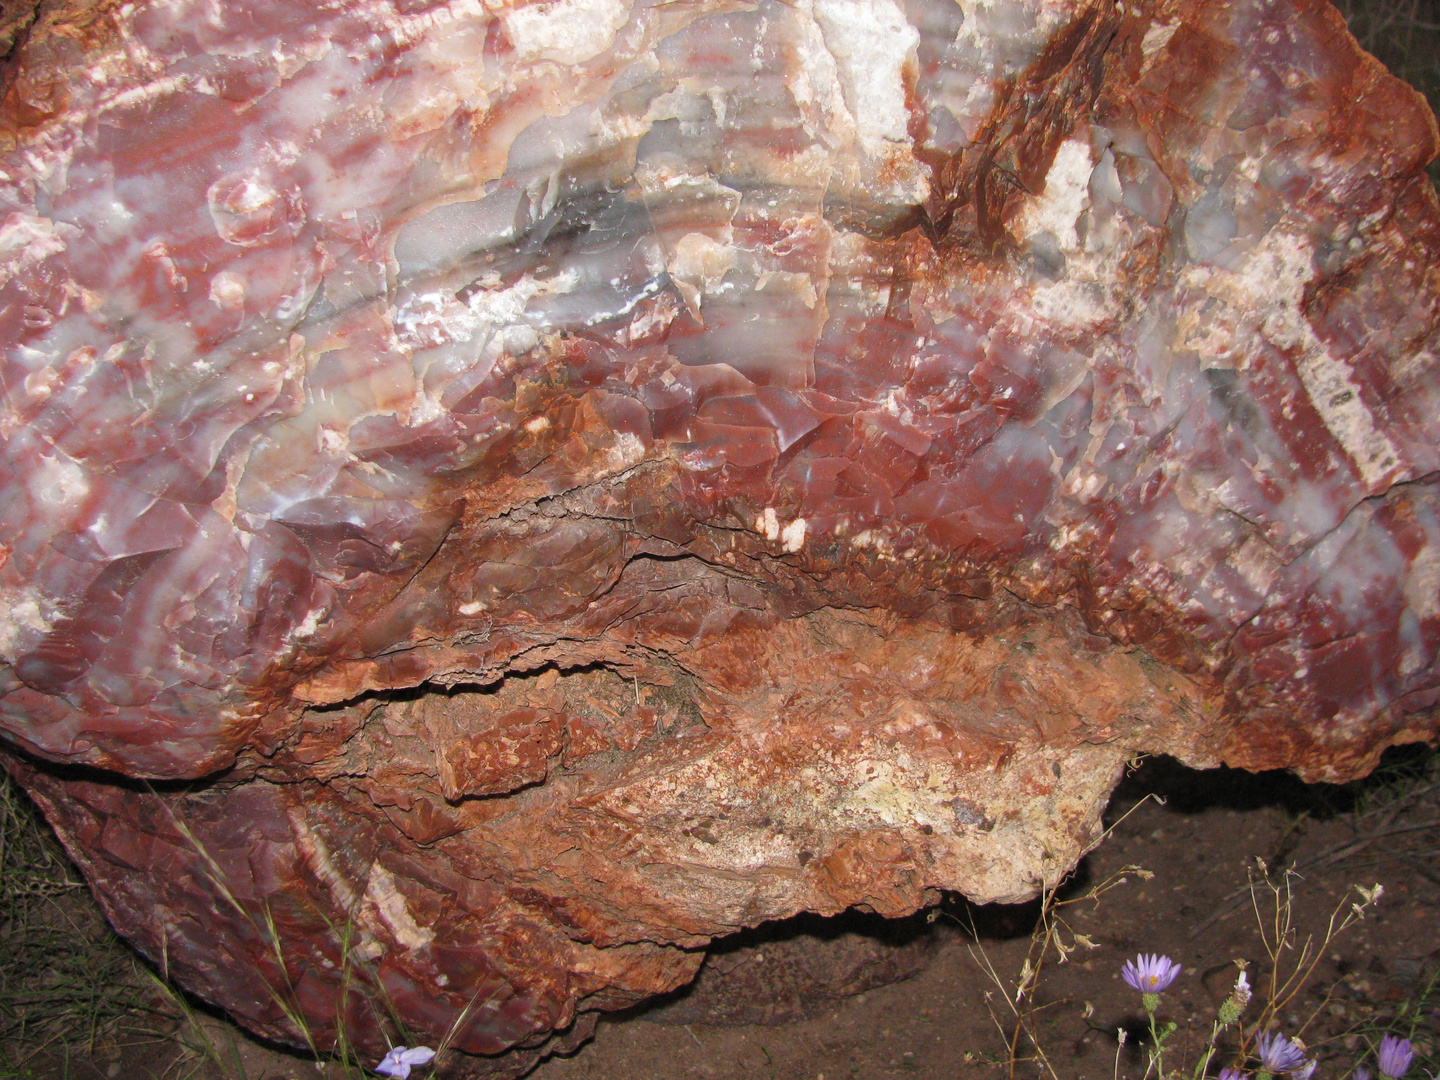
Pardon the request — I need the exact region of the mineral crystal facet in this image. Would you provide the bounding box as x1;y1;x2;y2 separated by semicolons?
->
2;0;1438;1070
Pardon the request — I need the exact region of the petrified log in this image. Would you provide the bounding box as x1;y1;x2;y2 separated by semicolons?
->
2;0;1438;1071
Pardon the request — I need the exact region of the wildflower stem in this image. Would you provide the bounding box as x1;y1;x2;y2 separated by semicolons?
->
1143;1004;1171;1080
1191;1019;1223;1080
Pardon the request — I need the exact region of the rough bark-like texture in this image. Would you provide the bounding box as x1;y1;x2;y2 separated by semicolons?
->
1;0;1438;1071
639;911;949;1027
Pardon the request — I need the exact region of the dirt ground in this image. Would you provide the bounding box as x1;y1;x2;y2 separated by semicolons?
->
14;749;1440;1080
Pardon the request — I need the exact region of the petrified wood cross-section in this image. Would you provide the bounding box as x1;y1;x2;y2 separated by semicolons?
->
1;0;1438;1072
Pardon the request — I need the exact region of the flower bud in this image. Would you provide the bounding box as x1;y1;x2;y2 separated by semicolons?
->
1218;969;1251;1026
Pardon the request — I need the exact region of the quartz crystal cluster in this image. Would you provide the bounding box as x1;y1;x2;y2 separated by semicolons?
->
1;0;1437;1071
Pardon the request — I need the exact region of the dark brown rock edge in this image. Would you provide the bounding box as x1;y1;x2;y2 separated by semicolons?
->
1;0;1438;1072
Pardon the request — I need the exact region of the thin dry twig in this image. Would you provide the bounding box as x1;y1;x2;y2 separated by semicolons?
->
1188;801;1435;939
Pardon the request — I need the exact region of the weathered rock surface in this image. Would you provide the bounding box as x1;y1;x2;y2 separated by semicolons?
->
2;0;1438;1071
639;910;950;1027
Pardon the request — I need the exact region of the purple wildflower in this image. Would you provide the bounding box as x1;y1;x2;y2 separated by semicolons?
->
1219;1069;1251;1080
1354;1068;1375;1080
1255;1031;1308;1075
375;1046;436;1079
1378;1035;1415;1079
1121;953;1183;994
